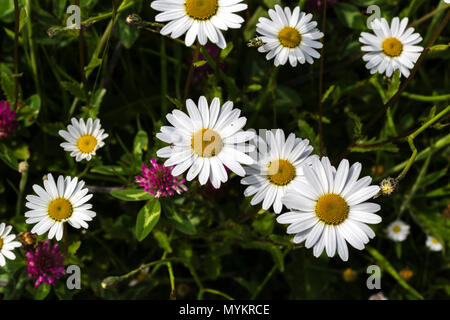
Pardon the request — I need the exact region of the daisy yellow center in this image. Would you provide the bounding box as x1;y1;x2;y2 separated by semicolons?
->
392;225;401;233
185;0;218;20
0;238;3;250
431;238;439;244
267;159;296;186
382;37;403;57
77;135;97;154
191;128;223;157
278;26;301;48
48;198;73;222
315;193;349;225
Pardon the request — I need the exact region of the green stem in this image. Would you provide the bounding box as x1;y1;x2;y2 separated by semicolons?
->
15;162;28;216
25;0;40;98
183;42;200;108
103;258;181;288
396;105;450;181
408;3;449;28
398;151;432;217
77;161;92;179
161;38;168;115
401;92;450;102
199;288;234;300
250;248;290;300
13;0;19;109
317;0;327;157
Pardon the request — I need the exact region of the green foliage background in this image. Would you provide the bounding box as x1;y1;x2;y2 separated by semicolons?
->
0;0;449;300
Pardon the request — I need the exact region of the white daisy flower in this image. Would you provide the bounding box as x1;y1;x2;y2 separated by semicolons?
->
156;96;255;189
150;0;247;49
425;236;443;252
386;220;410;242
59;118;109;162
0;223;21;267
256;5;324;67
25;174;96;241
241;129;315;214
277;157;382;261
369;292;388;300
359;17;423;78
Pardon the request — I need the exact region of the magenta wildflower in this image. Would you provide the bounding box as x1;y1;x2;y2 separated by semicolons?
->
0;100;18;137
26;240;65;287
136;158;188;198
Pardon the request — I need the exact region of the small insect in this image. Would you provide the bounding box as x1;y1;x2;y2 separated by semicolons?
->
17;232;37;249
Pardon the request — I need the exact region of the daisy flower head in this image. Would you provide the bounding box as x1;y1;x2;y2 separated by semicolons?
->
59;118;108;162
256;5;324;67
241;129;315;214
425;236;443;252
386;219;410;242
25;174;96;241
136;158;188;198
0;223;21;267
277;157;382;261
359;17;423;78
150;0;248;49
156;96;255;189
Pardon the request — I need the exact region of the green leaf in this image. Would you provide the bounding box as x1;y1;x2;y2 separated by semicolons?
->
367;247;423;300
133;130;148;157
91;165;125;176
84;57;102;75
1;71;16;103
298;119;319;151
19;7;28;33
84;88;106;118
35;283;52;300
165;95;184;109
321;85;336;103
333;3;365;30
61;81;85;101
118;18;140;49
245;84;263;92
154;230;172;253
241;241;284;272
193;60;207;68
386;70;401;100
164;204;197;235
345;109;362;138
68;241;81;256
220;42;234;59
110;188;153;201
252;213;274;236
16;94;41;126
0;144;19;170
136;199;161;242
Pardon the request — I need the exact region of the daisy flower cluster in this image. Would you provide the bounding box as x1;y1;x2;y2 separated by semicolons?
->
0;115;109;272
0;2;439;295
154;94;382;261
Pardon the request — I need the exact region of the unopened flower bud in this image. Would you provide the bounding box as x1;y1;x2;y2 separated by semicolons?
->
126;14;142;26
18;161;28;173
101;276;119;289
